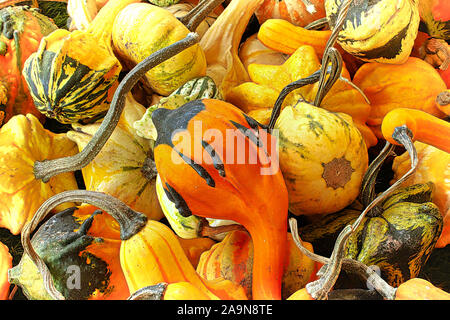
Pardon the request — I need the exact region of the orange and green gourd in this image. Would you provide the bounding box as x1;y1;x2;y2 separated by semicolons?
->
151;98;289;300
0;5;57;127
23;0;140;124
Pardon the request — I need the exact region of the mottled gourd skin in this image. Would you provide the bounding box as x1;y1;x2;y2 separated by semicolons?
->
275;102;368;216
300;183;443;287
22;0;139;124
112;3;207;96
325;0;420;64
8;207;130;300
0;6;58;127
23;29;121;124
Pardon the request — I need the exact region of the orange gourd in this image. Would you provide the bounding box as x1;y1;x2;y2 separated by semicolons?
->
353;57;448;137
257;18;331;56
152;98;289;300
255;0;326;27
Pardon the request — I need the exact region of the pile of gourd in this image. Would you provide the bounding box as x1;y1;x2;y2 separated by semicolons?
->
0;0;449;300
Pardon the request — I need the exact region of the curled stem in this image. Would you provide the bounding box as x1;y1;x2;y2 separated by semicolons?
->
313;47;342;107
267;42;343;131
314;0;351;107
359;141;395;208
289;218;397;300
21;190;148;300
34;32;201;183
304;17;328;30
351;125;417;232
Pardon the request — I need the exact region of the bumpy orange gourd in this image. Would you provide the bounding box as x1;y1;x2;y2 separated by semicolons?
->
255;0;326;27
0;6;57;127
152;99;289;300
0;241;12;300
0;114;79;235
353;57;447;137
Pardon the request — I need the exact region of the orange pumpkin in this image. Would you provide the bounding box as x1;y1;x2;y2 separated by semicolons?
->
255;0;326;27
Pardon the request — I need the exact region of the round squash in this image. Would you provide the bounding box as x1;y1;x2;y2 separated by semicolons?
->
275;101;368;216
299;183;443;287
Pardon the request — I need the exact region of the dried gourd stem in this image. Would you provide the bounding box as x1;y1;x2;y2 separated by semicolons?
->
314;0;352;107
420;38;450;70
127;283;168;300
8;285;18;300
198;217;246;238
289;217;329;265
306;224;353;300
341;258;396;300
351;125;417;232
34;32;201;183
177;0;207;25
289;218;397;300
267;69;323;131
21;190;148;300
359;141;395;208
313;47;342;107
304;17;328;30
338;76;371;105
180;0;225;32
